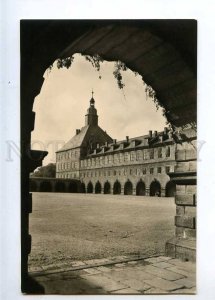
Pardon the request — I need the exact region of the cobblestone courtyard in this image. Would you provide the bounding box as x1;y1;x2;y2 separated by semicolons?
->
29;193;175;268
29;193;196;294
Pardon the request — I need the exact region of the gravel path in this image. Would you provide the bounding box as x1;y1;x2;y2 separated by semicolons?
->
29;193;175;267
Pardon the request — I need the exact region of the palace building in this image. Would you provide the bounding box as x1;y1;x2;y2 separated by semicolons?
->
56;95;177;197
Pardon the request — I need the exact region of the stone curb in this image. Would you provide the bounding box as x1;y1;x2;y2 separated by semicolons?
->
29;254;161;277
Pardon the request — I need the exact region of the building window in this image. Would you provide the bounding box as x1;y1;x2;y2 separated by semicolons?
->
157;167;162;173
130;169;132;175
166;166;170;173
143;150;147;160
130;151;135;161
124;152;129;162
114;154;118;163
108;170;110;176
149;149;154;159
142;168;146;175
158;148;162;158
166;146;171;157
136;150;142;161
113;170;116;176
150;168;154;174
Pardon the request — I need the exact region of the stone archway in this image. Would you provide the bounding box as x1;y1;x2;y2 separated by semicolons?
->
113;181;121;195
124;181;133;195
104;181;111;194
68;182;78;193
165;181;176;197
136;180;146;196
150;180;161;197
40;181;52;192
80;182;86;193
55;181;65;192
95;181;102;194
87;182;93;193
21;20;197;292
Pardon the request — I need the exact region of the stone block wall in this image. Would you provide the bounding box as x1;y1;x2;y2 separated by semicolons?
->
165;128;197;262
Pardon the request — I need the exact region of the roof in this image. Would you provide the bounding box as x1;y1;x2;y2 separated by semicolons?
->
56;125;89;152
56;125;113;153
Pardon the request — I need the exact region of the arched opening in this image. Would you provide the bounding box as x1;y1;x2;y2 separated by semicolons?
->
124;180;133;195
165;181;176;197
113;181;121;195
68;182;78;193
29;180;38;192
136;180;146;196
87;182;93;194
40;181;52;192
104;181;111;194
95;181;102;194
80;182;86;193
55;181;66;192
150;180;161;197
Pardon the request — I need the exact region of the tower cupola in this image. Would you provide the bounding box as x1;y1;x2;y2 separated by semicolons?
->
85;91;98;126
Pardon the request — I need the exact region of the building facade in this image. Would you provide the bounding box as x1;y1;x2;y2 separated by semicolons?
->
56;96;177;197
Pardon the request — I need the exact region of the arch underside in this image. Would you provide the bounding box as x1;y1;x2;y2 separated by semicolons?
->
150;181;161;197
59;22;196;128
22;20;196;129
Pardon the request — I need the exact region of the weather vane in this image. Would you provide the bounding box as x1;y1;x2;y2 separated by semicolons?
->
92;89;94;98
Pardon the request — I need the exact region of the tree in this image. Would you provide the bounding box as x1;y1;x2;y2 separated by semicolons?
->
31;163;56;178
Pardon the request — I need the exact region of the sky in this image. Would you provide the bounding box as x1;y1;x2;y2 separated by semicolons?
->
31;53;167;165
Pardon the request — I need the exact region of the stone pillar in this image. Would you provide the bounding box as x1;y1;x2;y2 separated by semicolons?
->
101;187;104;194
165;128;196;262
121;187;124;195
161;188;166;197
132;188;136;195
145;187;150;196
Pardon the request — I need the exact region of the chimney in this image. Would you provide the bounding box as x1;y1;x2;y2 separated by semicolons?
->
126;136;129;142
76;129;80;135
154;130;158;137
164;127;168;135
148;130;152;138
113;139;117;144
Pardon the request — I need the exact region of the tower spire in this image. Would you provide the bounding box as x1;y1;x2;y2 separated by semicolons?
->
90;89;95;107
85;91;98;126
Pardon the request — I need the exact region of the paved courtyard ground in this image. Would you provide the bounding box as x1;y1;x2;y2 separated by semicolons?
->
29;193;175;269
30;255;196;294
